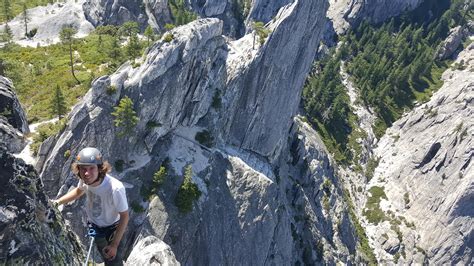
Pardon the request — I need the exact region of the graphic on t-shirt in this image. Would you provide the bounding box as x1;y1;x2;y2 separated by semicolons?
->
91;194;102;218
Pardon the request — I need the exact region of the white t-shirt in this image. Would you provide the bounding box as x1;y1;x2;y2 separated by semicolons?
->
78;174;128;227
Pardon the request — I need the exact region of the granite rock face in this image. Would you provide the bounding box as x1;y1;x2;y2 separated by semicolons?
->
126;236;180;265
223;0;328;161
327;0;423;34
38;0;363;263
0;76;28;153
83;0;145;27
436;25;467;60
0;145;84;264
367;42;474;264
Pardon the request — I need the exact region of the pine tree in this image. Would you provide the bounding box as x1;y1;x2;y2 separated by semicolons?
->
108;36;121;60
126;34;141;59
175;165;201;213
3;0;12;21
59;26;80;84
144;25;155;46
2;23;13;43
118;21;139;40
21;2;30;37
251;21;270;49
111;96;139;139
50;85;67;119
152;166;167;187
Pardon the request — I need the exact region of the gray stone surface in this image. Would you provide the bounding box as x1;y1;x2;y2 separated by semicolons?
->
223;0;328;162
0;76;28;153
368;42;474;264
126;236;180;265
83;0;152;29
37;0;363;263
327;0;423;34
436;26;466;60
0;145;84;264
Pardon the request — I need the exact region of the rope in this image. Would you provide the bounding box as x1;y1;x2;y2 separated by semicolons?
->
84;228;97;266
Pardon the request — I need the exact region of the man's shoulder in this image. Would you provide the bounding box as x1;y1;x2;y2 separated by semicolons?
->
106;174;125;190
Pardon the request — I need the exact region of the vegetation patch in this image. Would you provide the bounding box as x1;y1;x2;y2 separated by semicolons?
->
0;25;147;122
195;130;214;148
175;165;201;213
365;157;380;182
344;0;470;138
342;188;377;264
363;186;388;224
30;119;66;155
130;200;145;213
168;0;197;26
114;159;125;172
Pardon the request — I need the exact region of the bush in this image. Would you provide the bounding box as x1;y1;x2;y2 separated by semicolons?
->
163;33;174;43
114;159;125;172
106;85;117;95
153;166;167;187
211;90;222;109
363;186;388;224
31;119;66;156
130;200;145;213
175;165;201;213
146;120;162;129
195;130;214;148
64;149;71;158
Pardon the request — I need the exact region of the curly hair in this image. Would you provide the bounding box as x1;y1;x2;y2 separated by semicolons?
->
71;161;112;180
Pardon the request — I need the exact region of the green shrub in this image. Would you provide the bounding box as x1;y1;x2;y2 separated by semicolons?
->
195;130;214;148
153;166;167;187
175;165;201;213
365;157;380;182
146;120;162;129
31;119;66;156
106;85;117;95
163;33;174;43
342;189;377;264
322;194;330;213
363;186;388;224
64;149;71;158
211;90;222;109
130;200;145;213
168;0;197;26
114;159;125;172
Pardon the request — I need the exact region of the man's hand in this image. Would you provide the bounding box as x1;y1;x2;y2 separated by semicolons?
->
103;245;117;261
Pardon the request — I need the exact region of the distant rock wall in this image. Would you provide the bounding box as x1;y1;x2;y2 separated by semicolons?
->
327;0;423;35
368;42;474;264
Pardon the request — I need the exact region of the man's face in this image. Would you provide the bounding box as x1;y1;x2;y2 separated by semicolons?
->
79;165;99;185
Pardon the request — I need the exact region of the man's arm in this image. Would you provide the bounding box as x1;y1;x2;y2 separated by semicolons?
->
54;187;85;205
103;211;129;260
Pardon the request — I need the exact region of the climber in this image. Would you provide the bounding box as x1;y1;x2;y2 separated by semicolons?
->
53;147;129;266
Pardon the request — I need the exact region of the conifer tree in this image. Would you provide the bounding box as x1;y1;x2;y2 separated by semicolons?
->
2;23;13;43
21;2;30;37
59;26;80;84
118;21;139;39
144;25;155;46
126;34;141;59
111;96;139;139
251;21;270;49
109;36;121;60
3;0;12;21
50;85;67;119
